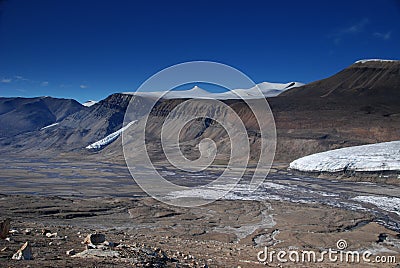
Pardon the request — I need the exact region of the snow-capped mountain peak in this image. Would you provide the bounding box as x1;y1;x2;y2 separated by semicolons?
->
188;85;202;91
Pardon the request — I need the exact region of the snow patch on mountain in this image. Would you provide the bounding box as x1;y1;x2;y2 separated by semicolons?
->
289;141;400;173
355;59;399;64
40;122;59;130
82;100;98;107
123;82;304;100
86;120;137;150
216;82;304;99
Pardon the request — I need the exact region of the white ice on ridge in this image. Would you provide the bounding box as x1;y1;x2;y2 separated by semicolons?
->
122;82;304;100
40;122;59;130
289;141;400;173
215;82;304;99
86;120;137;150
82;100;98;107
355;59;399;64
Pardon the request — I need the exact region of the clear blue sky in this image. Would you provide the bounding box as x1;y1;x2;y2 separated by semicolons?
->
0;0;399;103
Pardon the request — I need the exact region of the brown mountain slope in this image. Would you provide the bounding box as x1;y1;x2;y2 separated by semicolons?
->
281;60;400;100
271;60;400;161
1;60;398;164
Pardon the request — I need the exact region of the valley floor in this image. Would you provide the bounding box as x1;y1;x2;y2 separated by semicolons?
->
1;194;399;267
1;156;400;267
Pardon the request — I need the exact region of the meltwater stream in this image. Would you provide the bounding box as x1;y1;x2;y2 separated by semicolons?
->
1;157;400;232
165;171;400;232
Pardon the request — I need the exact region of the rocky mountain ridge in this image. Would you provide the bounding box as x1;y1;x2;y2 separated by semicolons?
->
0;60;399;162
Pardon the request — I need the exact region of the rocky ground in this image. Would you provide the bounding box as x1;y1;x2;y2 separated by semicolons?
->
1;194;400;267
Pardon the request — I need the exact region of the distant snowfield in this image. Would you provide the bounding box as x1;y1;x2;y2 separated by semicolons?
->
86;121;137;150
122;82;304;100
289;141;400;173
355;59;399;64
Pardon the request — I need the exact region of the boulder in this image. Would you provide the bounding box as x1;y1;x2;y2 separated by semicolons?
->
12;242;32;260
83;233;106;245
72;249;120;258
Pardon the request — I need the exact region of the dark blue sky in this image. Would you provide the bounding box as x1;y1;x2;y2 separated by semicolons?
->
0;0;399;102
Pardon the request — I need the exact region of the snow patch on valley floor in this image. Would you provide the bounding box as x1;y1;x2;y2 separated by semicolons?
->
352;196;400;216
289;141;400;173
86;121;137;150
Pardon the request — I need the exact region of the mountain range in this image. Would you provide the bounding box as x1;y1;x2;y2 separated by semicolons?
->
0;59;399;163
126;82;304;99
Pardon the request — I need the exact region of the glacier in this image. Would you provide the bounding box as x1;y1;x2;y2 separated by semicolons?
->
289;141;400;173
352;196;400;216
86;121;137;150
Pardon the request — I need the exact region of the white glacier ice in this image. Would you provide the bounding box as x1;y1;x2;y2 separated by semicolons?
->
289;141;400;173
86;120;137;150
352;196;400;216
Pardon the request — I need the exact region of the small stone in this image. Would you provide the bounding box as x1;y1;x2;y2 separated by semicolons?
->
9;229;18;234
83;233;106;245
0;218;11;239
1;247;8;252
12;241;32;260
116;243;127;249
24;229;31;235
66;249;76;256
46;232;57;238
